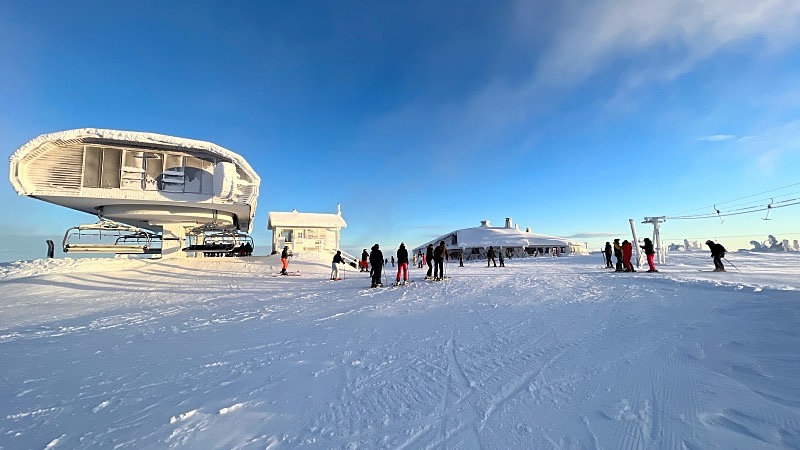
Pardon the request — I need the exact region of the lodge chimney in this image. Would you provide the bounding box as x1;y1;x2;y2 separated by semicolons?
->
505;217;512;229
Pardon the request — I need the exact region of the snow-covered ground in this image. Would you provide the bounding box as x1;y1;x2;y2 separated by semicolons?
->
1;251;799;449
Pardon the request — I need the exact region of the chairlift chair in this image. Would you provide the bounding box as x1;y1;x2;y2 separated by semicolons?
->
63;220;160;254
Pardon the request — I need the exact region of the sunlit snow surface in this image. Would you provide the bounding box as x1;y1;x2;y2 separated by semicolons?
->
1;252;799;449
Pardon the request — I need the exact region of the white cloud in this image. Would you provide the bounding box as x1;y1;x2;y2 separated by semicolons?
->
698;134;736;142
529;0;800;85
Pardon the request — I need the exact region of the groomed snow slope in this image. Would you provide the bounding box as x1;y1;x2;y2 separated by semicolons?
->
1;252;799;449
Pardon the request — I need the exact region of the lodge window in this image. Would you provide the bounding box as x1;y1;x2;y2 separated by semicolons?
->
83;147;123;189
82;146;216;194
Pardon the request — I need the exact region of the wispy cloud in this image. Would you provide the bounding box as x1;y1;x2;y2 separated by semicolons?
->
529;0;800;86
698;134;736;142
740;119;800;174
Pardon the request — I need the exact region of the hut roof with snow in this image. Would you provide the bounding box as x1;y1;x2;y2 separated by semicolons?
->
412;218;577;255
267;210;347;229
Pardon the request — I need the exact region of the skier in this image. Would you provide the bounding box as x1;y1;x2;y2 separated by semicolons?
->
433;241;447;280
360;249;368;272
499;249;505;267
458;253;464;267
369;244;384;287
395;242;409;285
487;246;497;267
390;255;395;267
613;239;623;272
621;240;635;272
331;250;346;280
705;240;726;271
280;246;291;275
603;242;613;268
640;238;658;272
425;243;434;279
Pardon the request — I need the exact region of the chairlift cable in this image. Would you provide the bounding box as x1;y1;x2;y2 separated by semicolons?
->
666;181;800;216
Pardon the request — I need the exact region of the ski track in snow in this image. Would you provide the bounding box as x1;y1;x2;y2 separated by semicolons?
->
1;252;800;448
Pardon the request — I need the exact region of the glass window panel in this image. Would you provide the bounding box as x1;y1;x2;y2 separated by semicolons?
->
200;159;214;195
184;156;203;194
144;152;162;191
100;148;121;189
83;146;101;188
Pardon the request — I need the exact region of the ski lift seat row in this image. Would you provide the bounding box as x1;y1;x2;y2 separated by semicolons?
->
62;220;161;254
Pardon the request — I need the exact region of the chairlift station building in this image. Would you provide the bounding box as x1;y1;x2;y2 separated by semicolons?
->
9;128;261;258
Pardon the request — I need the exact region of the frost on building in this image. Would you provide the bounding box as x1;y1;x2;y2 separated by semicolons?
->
8;128;260;258
412;218;585;260
267;206;347;256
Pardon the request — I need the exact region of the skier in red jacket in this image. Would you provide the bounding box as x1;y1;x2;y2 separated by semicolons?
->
621;240;636;272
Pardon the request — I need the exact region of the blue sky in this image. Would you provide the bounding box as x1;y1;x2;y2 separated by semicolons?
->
2;0;800;261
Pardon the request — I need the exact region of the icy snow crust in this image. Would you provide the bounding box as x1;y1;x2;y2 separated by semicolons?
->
2;252;800;448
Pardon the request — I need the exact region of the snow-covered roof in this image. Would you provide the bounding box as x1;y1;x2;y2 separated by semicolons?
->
413;223;573;253
9;127;260;187
268;210;347;229
457;226;571;248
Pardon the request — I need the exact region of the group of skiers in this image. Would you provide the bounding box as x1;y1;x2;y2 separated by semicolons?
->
486;246;505;267
329;241;451;287
602;238;727;272
307;237;730;284
602;238;658;273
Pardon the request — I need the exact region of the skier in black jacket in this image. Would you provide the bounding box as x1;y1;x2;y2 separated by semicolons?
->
433;241;447;280
425;244;434;279
360;249;369;272
369;244;384;287
603;242;613;268
395;242;409;285
640;238;658;272
331;250;346;280
613;239;623;272
280;246;291;275
706;240;726;271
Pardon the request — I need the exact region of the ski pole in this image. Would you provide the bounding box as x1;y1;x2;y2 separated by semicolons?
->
723;257;741;272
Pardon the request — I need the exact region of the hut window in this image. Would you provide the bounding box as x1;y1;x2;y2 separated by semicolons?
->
100;148;122;189
82;146;101;188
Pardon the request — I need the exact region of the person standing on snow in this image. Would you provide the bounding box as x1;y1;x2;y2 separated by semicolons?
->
487;246;497;267
613;239;623;272
360;249;369;272
395;242;409;285
622;240;635;272
433;241;447;280
640;238;658;272
369;244;384;287
499;249;505;267
706;240;726;271
603;242;613;268
331;250;346;280
425;243;435;279
280;246;291;275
